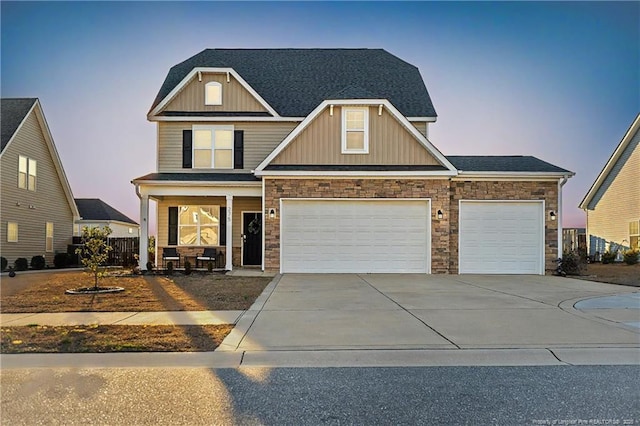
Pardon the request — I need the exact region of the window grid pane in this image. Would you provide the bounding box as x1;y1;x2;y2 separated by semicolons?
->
346;131;365;150
214;150;232;169
46;222;54;252
206;83;222;105
177;205;220;246
194;150;212;168
214;130;233;149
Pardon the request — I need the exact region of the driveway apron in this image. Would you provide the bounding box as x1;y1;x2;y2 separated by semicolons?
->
233;274;639;351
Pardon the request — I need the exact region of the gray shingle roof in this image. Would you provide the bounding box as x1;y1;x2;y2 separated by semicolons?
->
151;49;436;118
75;198;138;225
1;98;37;152
447;156;572;173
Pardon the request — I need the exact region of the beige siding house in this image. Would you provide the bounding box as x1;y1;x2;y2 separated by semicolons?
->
133;49;573;274
580;114;640;256
1;98;79;267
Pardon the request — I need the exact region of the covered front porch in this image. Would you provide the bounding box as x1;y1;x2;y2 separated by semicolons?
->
132;173;263;271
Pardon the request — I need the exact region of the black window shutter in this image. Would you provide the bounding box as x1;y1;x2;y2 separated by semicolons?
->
219;207;227;246
182;130;192;169
168;207;178;246
234;130;244;169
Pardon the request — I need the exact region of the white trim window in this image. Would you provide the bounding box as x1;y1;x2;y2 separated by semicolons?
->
630;220;639;249
18;155;37;190
46;222;54;252
178;205;220;246
193;125;234;169
205;81;222;105
7;222;18;242
341;107;369;154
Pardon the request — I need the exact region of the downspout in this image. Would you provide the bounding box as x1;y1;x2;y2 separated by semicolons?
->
557;176;569;258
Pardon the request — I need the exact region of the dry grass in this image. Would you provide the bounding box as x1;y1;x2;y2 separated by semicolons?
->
0;271;272;313
1;324;233;353
575;262;640;287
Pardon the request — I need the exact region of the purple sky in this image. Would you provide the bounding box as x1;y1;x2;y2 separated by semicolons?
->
2;1;638;234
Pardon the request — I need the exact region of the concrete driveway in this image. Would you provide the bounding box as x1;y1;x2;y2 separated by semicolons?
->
222;274;639;352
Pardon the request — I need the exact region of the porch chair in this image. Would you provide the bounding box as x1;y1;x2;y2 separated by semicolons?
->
196;247;217;269
162;247;180;269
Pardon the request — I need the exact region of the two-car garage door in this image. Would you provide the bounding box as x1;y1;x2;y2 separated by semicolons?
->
281;199;430;273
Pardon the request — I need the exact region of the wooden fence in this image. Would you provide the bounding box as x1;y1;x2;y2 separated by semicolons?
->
107;237;139;267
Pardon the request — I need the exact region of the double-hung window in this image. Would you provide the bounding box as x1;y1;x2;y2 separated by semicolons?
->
178;206;220;246
7;222;18;242
193;126;233;169
18;156;37;190
341;107;369;153
630;220;639;249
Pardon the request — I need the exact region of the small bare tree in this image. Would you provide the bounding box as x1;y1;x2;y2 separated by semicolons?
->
76;226;113;290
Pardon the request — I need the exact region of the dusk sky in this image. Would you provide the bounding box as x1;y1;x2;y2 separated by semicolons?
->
2;1;638;234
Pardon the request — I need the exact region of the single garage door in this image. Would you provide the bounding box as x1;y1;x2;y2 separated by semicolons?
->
281;199;430;273
459;201;544;274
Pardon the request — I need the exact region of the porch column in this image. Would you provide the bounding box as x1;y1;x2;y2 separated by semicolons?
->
226;195;233;271
139;194;149;270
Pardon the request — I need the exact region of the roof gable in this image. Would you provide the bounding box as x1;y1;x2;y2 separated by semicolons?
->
75;198;138;225
1;98;37;153
255;99;456;176
150;49;437;118
580;113;640;210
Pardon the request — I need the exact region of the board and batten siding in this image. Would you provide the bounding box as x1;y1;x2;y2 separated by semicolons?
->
157;121;297;172
587;130;640;252
0;109;74;265
271;106;440;165
412;122;428;138
162;73;268;113
156;196;261;250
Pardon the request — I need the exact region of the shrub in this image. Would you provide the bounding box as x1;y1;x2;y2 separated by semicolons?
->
207;261;214;273
167;261;174;275
146;261;154;272
561;250;586;275
1;256;7;272
184;260;192;275
623;249;639;265
54;252;70;269
14;258;28;271
601;250;617;264
30;255;46;270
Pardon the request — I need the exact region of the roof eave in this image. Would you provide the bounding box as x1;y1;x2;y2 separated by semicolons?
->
579;113;640;210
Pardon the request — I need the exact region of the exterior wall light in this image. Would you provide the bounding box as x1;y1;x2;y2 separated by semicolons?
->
549;211;556;221
269;208;277;219
437;209;443;220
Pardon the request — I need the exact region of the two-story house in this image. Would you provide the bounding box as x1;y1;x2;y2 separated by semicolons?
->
1;98;79;266
133;49;573;274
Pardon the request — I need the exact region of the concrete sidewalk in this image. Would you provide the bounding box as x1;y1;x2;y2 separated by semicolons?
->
0;310;244;326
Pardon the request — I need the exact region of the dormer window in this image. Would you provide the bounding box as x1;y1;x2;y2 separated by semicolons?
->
205;81;222;105
341;107;369;154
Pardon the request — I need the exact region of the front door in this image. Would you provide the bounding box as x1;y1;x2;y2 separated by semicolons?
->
242;212;262;266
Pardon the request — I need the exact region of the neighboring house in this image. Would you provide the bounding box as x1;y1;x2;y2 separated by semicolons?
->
75;198;140;238
580;113;640;256
1;98;79;266
132;48;573;274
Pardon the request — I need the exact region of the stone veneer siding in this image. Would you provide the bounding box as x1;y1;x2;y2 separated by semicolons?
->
448;180;559;274
264;178;451;273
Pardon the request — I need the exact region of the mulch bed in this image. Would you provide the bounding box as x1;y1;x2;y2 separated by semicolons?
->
0;324;233;353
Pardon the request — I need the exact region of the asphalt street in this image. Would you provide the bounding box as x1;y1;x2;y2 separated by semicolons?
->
2;365;638;425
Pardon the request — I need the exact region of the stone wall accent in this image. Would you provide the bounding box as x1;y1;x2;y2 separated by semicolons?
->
449;180;559;274
264;178;451;273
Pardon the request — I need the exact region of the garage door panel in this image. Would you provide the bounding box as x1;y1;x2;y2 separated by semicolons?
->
459;202;543;275
282;200;430;273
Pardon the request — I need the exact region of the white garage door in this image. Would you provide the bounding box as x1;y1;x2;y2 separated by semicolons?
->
281;199;430;273
459;201;544;274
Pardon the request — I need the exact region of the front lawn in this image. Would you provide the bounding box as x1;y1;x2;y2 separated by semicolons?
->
574;262;640;287
0;271;272;313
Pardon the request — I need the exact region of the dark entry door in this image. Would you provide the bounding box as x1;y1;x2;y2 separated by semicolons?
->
242;212;262;266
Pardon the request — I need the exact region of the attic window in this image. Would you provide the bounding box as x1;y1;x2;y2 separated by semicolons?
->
205;81;222;105
342;107;369;154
